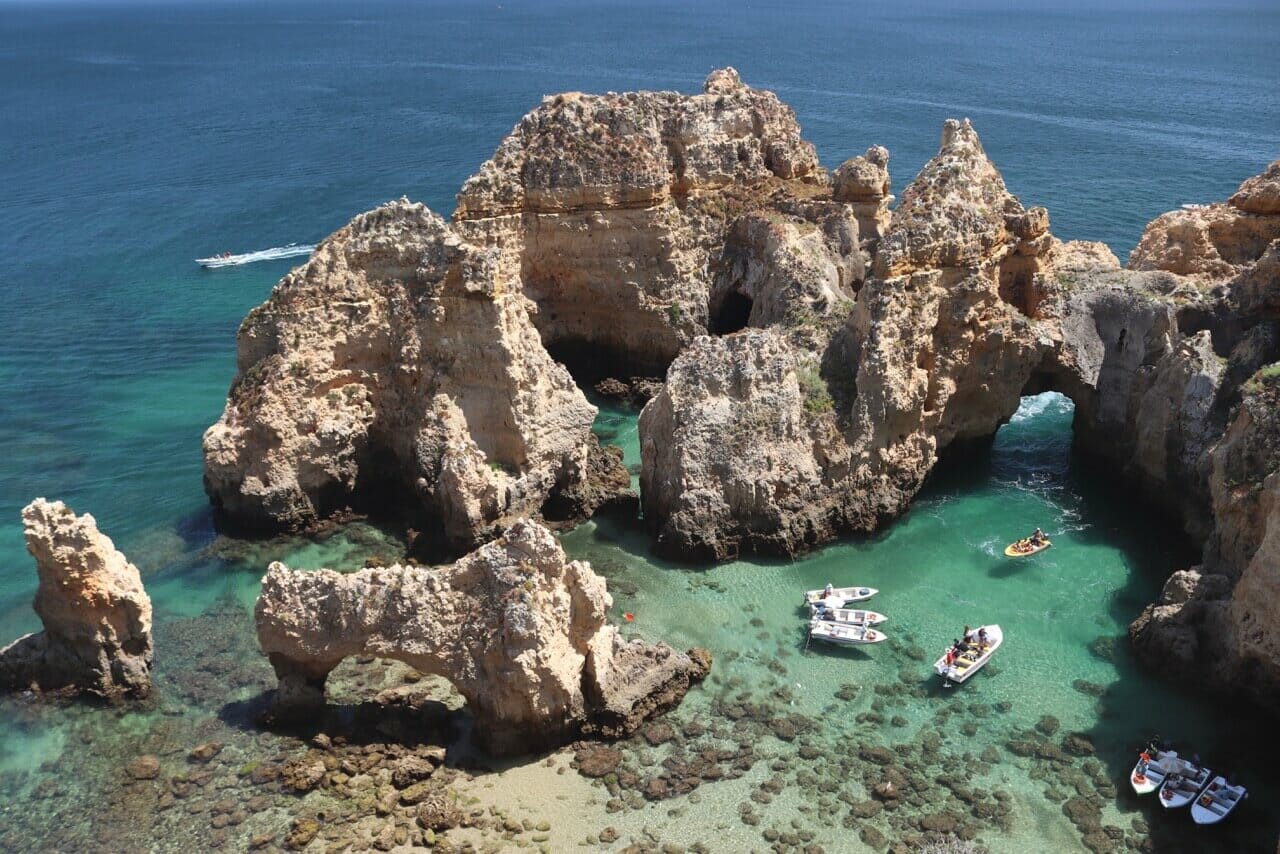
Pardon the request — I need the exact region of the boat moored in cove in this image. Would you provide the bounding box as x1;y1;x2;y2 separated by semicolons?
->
803;584;877;614
808;620;887;647
1190;776;1248;824
811;607;887;626
1131;743;1181;795
1159;761;1213;809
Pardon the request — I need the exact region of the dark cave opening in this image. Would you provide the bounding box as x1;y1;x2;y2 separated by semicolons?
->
709;290;753;335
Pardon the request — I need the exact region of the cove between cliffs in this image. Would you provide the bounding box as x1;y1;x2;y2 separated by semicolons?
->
4;392;1275;852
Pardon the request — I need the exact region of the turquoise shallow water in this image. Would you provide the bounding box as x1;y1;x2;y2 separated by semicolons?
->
561;394;1280;851
1;1;1278;850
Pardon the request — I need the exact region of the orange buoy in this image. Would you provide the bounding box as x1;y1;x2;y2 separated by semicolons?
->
624;612;635;622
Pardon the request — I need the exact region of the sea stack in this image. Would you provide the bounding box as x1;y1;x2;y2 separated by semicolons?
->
0;499;153;699
202;200;631;554
255;519;710;755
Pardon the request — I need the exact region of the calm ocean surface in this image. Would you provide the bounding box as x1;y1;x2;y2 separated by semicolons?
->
0;2;1278;851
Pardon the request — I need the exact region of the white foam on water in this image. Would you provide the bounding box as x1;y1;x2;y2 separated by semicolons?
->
195;243;314;268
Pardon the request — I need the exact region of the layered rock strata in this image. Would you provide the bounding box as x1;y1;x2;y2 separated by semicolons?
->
256;519;710;755
203;200;630;552
454;67;839;377
0;499;152;698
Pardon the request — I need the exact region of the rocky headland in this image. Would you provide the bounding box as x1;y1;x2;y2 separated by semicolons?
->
256;519;709;755
0;499;153;698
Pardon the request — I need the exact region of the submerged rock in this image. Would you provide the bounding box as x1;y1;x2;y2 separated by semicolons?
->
0;499;153;699
256;519;709;755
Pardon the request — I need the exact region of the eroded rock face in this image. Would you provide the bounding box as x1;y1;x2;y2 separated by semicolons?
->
832;145;892;247
454;68;829;377
641;118;1059;558
203;200;629;552
0;499;152;698
256;519;709;755
1129;159;1280;279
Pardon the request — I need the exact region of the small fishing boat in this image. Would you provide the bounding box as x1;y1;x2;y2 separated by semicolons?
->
811;607;888;626
1004;537;1051;557
933;624;1003;686
1130;746;1180;795
1190;776;1247;824
808;620;887;647
802;586;878;614
1159;762;1213;809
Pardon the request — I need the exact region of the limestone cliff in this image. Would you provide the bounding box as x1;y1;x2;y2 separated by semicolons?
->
1129;158;1280;279
454;68;836;377
0;499;152;698
256;519;709;755
203;200;629;552
641;119;1059;558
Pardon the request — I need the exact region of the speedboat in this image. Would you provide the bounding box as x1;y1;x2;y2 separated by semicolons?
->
1190;776;1247;824
1159;762;1212;809
811;607;887;626
803;586;878;614
932;625;1003;686
1131;747;1180;795
196;252;237;268
808;621;887;647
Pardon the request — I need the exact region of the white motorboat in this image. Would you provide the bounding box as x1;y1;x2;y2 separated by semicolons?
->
811;607;887;626
808;620;887;647
1159;762;1212;809
803;586;878;614
932;624;1003;686
196;243;314;269
1130;748;1180;795
1190;776;1247;824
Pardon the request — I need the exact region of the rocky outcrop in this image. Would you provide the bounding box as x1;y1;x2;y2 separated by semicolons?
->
641;119;1059;558
0;499;152;698
256;519;709;755
1131;371;1280;707
203;200;629;552
454;68;833;377
832;146;892;248
1129;159;1280;279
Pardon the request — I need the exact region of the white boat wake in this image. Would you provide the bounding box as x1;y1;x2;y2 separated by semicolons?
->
195;243;314;268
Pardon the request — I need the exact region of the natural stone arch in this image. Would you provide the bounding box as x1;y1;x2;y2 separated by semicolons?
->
256;520;709;755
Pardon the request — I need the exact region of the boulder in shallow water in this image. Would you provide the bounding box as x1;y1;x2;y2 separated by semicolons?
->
0;499;153;699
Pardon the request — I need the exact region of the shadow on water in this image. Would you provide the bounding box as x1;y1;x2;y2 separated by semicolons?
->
924;396;1280;851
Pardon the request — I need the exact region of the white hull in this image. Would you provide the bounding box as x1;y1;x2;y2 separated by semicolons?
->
811;608;887;626
809;621;887;646
196;243;314;269
803;586;877;614
1159;763;1212;809
1190;776;1247;824
932;624;1003;684
1130;750;1178;795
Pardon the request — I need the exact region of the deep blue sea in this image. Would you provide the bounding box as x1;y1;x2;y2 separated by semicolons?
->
0;2;1277;851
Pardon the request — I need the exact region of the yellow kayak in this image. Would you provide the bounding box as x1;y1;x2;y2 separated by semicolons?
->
1005;538;1051;557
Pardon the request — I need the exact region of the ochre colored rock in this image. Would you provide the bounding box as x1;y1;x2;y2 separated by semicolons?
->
1129;162;1280;279
255;519;708;755
202;200;629;551
453;68;829;377
0;499;152;698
